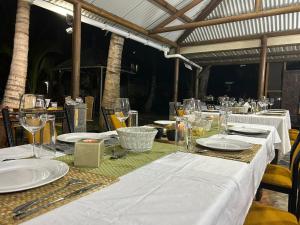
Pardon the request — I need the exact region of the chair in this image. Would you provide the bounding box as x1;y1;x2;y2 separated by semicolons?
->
26;108;72;144
258;130;300;214
244;201;299;225
2;107;73;147
85;96;94;121
101;107;126;131
290;129;299;141
174;105;184;117
245;137;300;224
1;108;20;147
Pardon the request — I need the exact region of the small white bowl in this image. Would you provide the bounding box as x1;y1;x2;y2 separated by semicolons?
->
116;127;158;152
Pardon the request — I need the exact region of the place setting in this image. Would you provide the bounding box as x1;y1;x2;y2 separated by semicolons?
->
0;94;118;224
226;125;270;138
194;136;261;163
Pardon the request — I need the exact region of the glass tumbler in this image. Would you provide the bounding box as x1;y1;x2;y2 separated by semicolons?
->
41;115;56;158
128;110;138;127
175;116;191;151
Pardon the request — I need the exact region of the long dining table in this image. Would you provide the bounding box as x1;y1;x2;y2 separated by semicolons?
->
202;110;291;155
0;123;281;225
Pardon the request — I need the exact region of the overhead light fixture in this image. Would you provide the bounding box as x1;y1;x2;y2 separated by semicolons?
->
66;27;73;34
184;63;192;71
66;14;73;34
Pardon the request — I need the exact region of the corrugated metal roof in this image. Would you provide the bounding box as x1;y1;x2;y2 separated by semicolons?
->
182;0;300;45
35;0;300;65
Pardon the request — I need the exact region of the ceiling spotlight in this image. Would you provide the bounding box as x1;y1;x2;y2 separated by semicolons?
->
66;27;73;34
65;14;73;34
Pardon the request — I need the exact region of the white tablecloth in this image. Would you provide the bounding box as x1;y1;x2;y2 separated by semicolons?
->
0;124;280;225
203;111;291;155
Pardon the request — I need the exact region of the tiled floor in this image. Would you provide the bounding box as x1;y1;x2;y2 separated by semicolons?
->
257;153;290;210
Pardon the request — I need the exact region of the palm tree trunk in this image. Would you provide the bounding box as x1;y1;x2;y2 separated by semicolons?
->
102;33;124;108
2;0;30;109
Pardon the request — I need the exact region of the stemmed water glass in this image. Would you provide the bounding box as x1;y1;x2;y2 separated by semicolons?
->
114;98;130;123
269;98;274;109
19;94;48;158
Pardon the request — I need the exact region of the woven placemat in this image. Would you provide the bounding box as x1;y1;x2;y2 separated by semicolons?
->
56;141;178;179
0;167;117;225
183;144;261;163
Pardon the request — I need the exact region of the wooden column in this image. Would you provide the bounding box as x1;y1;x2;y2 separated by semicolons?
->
194;68;201;98
72;3;81;99
264;62;270;96
257;35;267;98
173;58;180;102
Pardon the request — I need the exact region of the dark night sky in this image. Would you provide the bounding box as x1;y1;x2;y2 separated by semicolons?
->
1;0;261;115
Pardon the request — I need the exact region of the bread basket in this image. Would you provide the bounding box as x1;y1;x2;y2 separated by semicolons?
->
116;127;158;152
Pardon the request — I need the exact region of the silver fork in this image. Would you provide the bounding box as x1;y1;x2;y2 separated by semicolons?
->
13;178;86;214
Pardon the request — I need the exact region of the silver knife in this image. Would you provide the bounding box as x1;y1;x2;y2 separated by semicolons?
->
13;183;101;220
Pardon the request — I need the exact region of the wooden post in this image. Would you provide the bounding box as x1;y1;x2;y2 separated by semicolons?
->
173;58;180;102
72;2;81;99
257;35;267;98
264;62;270;96
194;68;201;98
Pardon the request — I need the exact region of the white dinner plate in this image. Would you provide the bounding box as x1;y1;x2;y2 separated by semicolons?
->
228;126;268;134
57;132;113;143
202;110;219;113
0;159;69;193
267;110;286;113
154;120;175;126
196;137;253;151
260;112;285;116
268;109;286;112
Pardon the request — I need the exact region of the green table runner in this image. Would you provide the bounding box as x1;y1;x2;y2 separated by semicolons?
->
56;142;177;178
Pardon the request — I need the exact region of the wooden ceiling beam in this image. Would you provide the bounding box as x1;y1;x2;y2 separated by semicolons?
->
153;0;204;29
150;4;300;34
194;54;300;65
255;0;262;12
187;49;300;62
180;29;300;46
180;34;300;54
176;0;223;44
147;0;192;23
64;0;177;47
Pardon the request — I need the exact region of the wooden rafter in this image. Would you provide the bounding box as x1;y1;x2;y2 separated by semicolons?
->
150;4;300;34
63;0;177;47
194;55;300;65
153;0;203;29
186;49;300;62
176;0;223;44
180;29;300;46
255;0;262;12
148;0;192;23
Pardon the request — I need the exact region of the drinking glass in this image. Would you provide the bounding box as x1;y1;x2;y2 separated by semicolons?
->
114;98;130;123
269;98;274;109
183;98;195;115
128;110;138;127
19;94;48;158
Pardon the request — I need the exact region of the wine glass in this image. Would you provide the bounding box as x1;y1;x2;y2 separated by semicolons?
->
114;98;130;123
19;94;48;158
